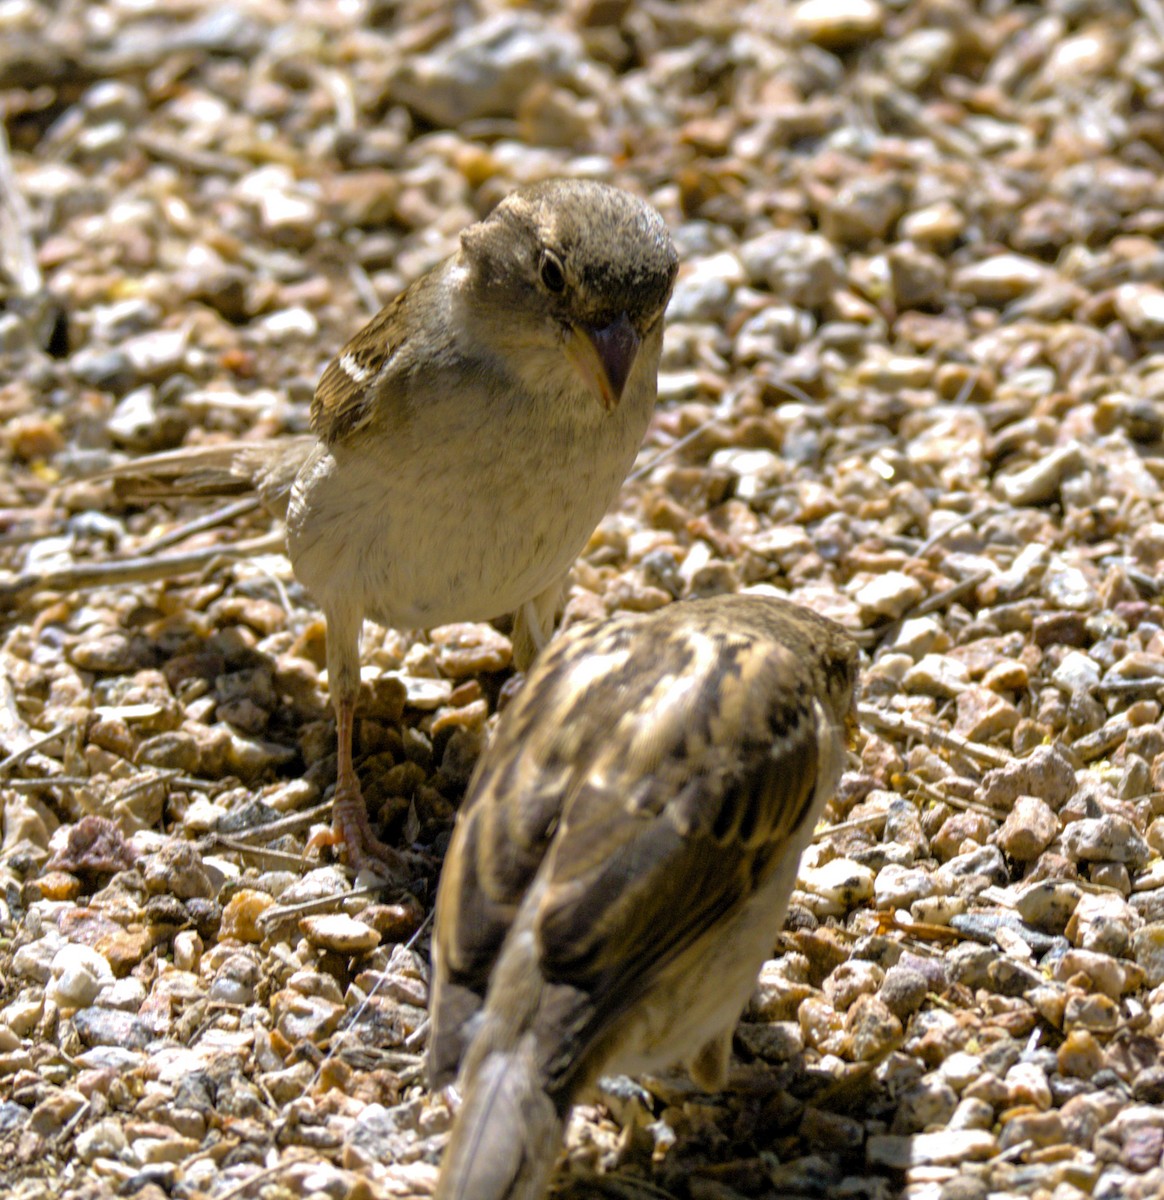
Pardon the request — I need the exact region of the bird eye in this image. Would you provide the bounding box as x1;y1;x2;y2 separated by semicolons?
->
539;250;567;293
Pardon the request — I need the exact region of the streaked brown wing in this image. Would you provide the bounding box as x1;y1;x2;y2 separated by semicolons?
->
430;607;830;1090
310;288;411;445
528;646;822;1100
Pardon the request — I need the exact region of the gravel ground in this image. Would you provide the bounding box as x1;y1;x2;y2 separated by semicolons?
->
4;1;1164;1198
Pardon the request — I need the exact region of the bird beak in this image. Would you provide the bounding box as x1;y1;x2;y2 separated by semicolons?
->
563;312;640;411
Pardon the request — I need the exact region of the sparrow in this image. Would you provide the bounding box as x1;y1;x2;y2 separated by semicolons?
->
98;179;679;878
427;593;861;1200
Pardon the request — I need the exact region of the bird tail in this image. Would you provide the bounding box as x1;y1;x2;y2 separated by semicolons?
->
436;1043;563;1200
93;436;314;520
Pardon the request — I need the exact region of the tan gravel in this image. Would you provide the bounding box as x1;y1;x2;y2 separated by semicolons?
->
4;1;1164;1199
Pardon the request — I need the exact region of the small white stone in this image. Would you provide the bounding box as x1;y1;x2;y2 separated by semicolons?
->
709;448;783;502
792;0;884;48
953;253;1051;302
1052;651;1102;694
874;864;937;910
668;251;745;323
866;1128;997;1168
939;1051;985;1092
173;930;203;973
95;977;147;1012
259;306;319;340
1115;283;1164;338
48;944;114;1011
887;617;948;660
902;653;969;698
1132;924;1164;987
75;1118;128;1164
993;444;1084;507
1062;816;1150;867
853;571;925;621
799;857;875;908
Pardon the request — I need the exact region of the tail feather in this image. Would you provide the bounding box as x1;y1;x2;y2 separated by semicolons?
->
436;1044;563;1200
93;436;314;520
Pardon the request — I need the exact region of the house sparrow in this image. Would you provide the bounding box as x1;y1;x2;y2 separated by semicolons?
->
428;593;861;1200
99;179;678;878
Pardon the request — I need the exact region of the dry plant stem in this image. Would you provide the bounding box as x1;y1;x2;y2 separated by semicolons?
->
205;801;334;845
0;532;285;609
258;882;389;930
204;836;318;872
905;774;1001;819
133;496;263;555
0;723;67;777
858;705;1012;769
909;571;991;617
0;120;44;318
915;505;1010;558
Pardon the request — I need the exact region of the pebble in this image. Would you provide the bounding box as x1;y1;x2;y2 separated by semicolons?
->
980;744;1078;811
1058;1030;1107;1078
999;1108;1065;1151
73;1007;151;1050
997;795;1060;861
1115;284;1164;338
47;944;114;1011
940;1052;985;1093
1063;992;1120;1034
903;654;970;698
792;0;883;47
994;444;1085;507
799;857;875;909
853;571;925;621
891;1075;957;1134
430;623;512;677
737;230;844;308
1061;816;1150;867
219;889;276;943
668;252;745;323
874;864;937;909
209;953;260;1006
1131;924;1164;987
300;914;381;956
388;13;585;127
954;685;1020;741
954;254;1052;302
866;1129;997;1169
823;960;884;1010
880;964;930;1019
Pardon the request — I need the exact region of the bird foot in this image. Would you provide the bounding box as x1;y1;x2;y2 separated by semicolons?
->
312;786;426;884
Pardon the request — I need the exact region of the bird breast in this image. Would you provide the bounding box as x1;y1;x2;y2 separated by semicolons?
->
285;366;656;629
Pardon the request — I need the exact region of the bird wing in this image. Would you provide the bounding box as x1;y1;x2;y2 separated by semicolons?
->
529;638;823;1096
429;608;832;1090
310;232;466;451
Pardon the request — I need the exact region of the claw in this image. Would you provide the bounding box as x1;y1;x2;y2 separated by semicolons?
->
327;784;418;883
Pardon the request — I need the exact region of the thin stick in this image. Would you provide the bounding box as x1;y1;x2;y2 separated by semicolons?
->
858;705;1012;769
0;120;43;311
132;497;263;555
258;882;390;928
909;571;990;617
0;724;68;778
0;532;285;609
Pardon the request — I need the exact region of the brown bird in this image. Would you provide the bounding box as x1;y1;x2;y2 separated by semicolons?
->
428;593;860;1200
99;179;678;878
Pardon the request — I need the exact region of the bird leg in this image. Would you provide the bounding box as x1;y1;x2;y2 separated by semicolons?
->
511;576;566;670
311;609;414;881
329;690;414;879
